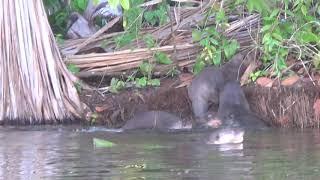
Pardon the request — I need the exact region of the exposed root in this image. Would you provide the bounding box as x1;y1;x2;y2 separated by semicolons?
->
244;82;320;128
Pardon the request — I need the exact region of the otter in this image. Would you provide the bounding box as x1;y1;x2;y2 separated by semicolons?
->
207;127;245;145
207;81;268;129
188;52;250;125
122;111;192;131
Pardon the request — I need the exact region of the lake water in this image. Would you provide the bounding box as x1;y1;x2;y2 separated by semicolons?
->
1;126;320;180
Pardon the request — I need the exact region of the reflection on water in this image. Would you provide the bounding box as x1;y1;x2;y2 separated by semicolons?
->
0;126;320;179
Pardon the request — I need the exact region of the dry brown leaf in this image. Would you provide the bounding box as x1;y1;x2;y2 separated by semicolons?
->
240;60;259;85
297;68;305;75
281;75;300;86
179;73;193;82
175;73;193;88
278;115;290;127
256;77;273;87
95;106;105;112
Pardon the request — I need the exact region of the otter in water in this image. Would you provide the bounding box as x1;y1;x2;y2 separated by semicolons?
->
188;52;249;125
122;111;192;131
207;127;245;144
207;81;268;129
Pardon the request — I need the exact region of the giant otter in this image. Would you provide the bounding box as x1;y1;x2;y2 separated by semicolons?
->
188;52;250;125
207;127;245;144
122;111;192;131
207;81;268;129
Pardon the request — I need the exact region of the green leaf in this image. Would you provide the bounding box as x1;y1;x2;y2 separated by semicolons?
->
270;9;279;18
110;78;125;93
93;138;116;148
276;57;287;71
192;30;202;42
147;79;161;86
235;0;245;5
209;38;219;46
115;33;135;48
216;9;226;23
71;0;88;12
155;52;173;65
224;40;239;59
143;34;156;49
120;0;130;10
199;39;209;47
212;50;221;65
301;5;307;16
67;64;80;74
108;0;120;9
135;77;147;88
206;27;219;37
272;32;283;41
193;59;206;75
93;0;100;6
262;33;272;44
296;31;319;43
247;0;268;14
260;24;272;33
139;62;153;76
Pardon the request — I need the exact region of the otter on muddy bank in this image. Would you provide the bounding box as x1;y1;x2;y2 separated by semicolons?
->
208;81;268;129
122;111;192;131
188;53;249;124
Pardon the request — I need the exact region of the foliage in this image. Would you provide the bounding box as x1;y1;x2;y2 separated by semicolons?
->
116;0;169;48
192;0;320;79
154;52;173;65
134;61;161;88
250;70;267;82
108;0;130;10
143;34;156;49
44;0;89;36
45;0;320;88
45;0;130;37
143;2;169;26
243;0;320;78
192;27;239;74
109;77;126;93
67;63;80;74
166;66;180;77
70;0;88;13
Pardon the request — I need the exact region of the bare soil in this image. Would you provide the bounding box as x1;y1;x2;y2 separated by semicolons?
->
79;76;320;128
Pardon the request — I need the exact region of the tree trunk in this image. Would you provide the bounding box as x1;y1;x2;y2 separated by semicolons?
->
0;0;82;124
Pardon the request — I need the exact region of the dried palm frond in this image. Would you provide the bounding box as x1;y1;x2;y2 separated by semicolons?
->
0;0;82;124
61;0;261;78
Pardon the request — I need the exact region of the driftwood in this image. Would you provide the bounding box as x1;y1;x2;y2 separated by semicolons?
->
60;0;261;78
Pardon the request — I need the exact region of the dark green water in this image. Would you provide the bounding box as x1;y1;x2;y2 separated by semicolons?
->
1;126;320;180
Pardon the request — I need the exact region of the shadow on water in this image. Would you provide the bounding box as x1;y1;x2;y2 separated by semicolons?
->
1;126;320;179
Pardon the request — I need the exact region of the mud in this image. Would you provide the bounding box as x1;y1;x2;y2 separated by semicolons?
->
79;77;320;128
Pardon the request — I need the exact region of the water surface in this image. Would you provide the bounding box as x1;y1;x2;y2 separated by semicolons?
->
1;126;320;180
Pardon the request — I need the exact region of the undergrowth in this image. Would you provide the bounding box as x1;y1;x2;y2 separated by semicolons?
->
45;0;320;92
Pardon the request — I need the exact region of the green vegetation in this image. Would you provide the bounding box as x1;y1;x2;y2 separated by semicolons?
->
243;0;320;78
192;27;240;74
45;0;320;91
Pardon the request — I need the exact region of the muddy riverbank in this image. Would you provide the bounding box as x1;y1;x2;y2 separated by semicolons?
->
80;76;320;128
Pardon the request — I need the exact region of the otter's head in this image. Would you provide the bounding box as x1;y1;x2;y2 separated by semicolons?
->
207;128;245;145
